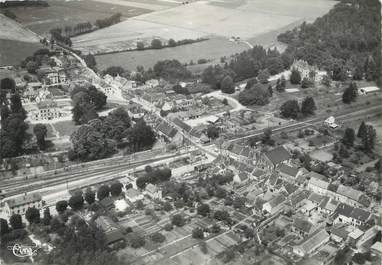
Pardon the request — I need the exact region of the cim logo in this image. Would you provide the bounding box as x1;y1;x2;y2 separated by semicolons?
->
7;244;40;258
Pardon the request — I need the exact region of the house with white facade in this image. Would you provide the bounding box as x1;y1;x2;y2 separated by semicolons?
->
3;193;42;218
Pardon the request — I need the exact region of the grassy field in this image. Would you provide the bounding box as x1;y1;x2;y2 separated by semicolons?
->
95;37;248;70
0;39;44;66
3;0;151;35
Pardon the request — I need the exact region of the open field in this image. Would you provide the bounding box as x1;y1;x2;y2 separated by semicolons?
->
2;0;151;35
74;0;335;50
74;0;334;70
95;37;248;70
0;13;39;42
0;39;44;66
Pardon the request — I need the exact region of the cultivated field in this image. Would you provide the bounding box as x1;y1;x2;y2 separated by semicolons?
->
95;37;248;70
2;0;151;35
74;0;335;70
0;14;39;42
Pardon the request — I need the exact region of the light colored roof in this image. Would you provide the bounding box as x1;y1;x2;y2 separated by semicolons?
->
296;229;329;254
359;86;380;93
336;184;363;202
145;183;158;193
4;193;42;208
371;242;382;254
308;172;329;189
348;228;364;239
125;188;141;198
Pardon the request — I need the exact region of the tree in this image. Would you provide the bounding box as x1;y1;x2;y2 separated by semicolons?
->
374;158;382;173
361;125;376;152
365;56;377;81
103;107;131;141
126;119;156;152
110;182;123;197
42;207;52;225
357;121;367;138
280;99;300;119
85;188;96;205
0;218;10;236
25;208;40;224
220;75;235;94
33;124;48;150
68;194;84;210
268;84;273;96
151;232;166;243
207;126;219;139
84;54;97;70
301;97;316;116
222;98;228;105
192;227;204;239
172;214;185;227
130;233;145;248
168;38;176;47
97;185;110;200
153;59;191;80
342;82;358;104
55;200;68;213
197;204;210;217
280;75;286;89
301;77;310;88
26;61;39;74
258;69;270;84
164;223;173;231
151;39;162;49
233;197;245;209
214;210;230;222
290;68;301;84
238;84;270;106
163;202;173;212
211;223;221;233
244;227;255;238
136;41;145;50
342;128;355;147
69;122;115;161
9;214;23;229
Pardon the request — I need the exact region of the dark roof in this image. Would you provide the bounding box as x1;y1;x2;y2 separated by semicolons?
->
172;118;191;132
264;146;291;166
156;121;177;138
330;226;349;240
334;203;354;218
278;164;299;177
290;190;311;207
350;208;370;222
284;183;299;195
268;173;279;186
293;217;313;234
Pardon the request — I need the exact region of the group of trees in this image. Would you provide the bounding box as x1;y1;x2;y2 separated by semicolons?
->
238;83;271;106
342;82;358;104
95;13;122;29
69;107;155;162
357;121;377;152
50;28;72;47
54;22;93;39
202;46;290;90
0;78;30;159
280;97;316;119
153;59;192;80
136;166;172;189
71;85;107;125
278;0;381;84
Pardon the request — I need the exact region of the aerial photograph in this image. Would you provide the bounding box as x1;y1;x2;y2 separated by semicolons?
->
0;0;381;264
